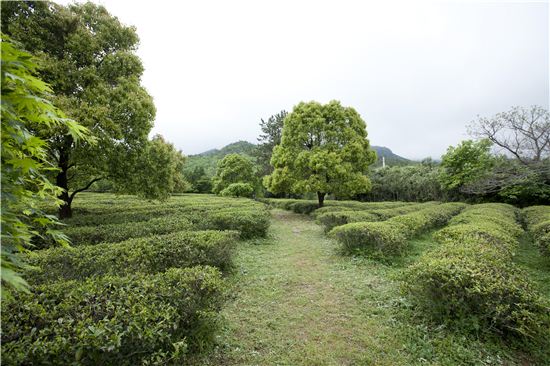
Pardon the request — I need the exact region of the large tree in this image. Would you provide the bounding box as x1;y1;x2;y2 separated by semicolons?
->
212;154;256;194
468;106;550;164
264;100;376;207
1;1;157;218
254;110;287;177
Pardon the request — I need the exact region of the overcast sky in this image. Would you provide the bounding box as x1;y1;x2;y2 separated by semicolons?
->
56;0;548;159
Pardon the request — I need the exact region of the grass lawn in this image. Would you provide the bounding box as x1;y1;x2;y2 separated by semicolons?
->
195;209;543;365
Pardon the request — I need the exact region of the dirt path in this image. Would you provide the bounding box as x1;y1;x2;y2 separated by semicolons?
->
203;209;409;365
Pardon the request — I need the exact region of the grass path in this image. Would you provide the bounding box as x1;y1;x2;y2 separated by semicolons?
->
198;209;540;366
203;209;409;365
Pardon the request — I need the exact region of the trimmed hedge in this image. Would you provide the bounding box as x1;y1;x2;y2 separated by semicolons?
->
65;215;194;245
197;209;270;239
330;203;466;256
523;206;550;254
260;198;413;215
219;183;255;198
1;266;227;365
404;241;549;340
404;203;550;342
64;208;270;245
316;202;440;232
25;230;238;284
317;210;380;232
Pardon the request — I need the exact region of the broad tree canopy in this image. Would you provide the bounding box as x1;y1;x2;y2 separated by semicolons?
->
264;100;376;206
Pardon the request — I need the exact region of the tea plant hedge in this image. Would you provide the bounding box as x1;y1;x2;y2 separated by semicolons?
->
523;205;550;255
3;193;270;364
26;230;238;284
2;266;226;365
330;202;466;256
404;203;550;342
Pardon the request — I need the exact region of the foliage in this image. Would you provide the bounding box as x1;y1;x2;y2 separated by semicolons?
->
0;35;89;297
1;266;227;365
212;153;256;194
439;139;495;192
124;135;189;198
404;242;549;341
330;203;466;257
184;166;213;193
185;140;258;178
254;110;288;177
523;206;550;255
361;162;446;202
264;100;376;207
404;203;550;343
220;183;255;198
26;230;238;284
1;1;159;218
316;202;436;232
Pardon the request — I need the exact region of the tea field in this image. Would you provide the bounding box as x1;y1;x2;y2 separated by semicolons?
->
2;194;550;365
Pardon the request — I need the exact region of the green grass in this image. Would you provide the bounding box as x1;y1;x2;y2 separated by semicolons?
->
193;209;539;365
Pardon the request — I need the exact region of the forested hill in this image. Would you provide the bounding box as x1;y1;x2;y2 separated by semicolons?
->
371;146;411;166
184;141;257;176
184;141;412;176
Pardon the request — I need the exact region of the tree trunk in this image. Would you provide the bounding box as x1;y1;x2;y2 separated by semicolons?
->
56;150;73;219
317;191;325;208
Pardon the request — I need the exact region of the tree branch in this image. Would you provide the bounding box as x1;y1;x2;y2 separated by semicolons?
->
69;177;104;201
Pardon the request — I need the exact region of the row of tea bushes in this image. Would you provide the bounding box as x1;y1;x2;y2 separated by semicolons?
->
2;266;226;365
260;198;412;215
63;207;270;245
64;198;264;227
330;203;466;256
3;193;269;364
523;205;550;255
316;202;440;232
25;230;238;285
404;204;550;342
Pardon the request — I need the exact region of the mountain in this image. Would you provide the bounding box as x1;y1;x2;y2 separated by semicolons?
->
184;141;412;177
184;141;257;177
371;146;412;167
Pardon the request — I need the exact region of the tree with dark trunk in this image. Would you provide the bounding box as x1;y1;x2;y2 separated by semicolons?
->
2;1;157;218
264;100;376;207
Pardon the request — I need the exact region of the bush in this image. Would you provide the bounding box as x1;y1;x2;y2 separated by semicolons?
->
1;266;227;365
330;221;407;256
26;230;238;284
433;223;519;254
523;206;550;254
330;203;465;256
403;242;550;340
219;183;254;198
64;215;194;245
199;209;270;239
317;210;379;232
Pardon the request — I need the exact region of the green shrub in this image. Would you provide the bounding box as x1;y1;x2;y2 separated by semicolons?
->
403;242;550;340
316;210;379;232
330;221;407;255
330;203;465;257
219;183;254;198
65;215;194;245
433;223;519;254
199;209;270;239
26;230;238;284
1;266;227;365
523;206;550;255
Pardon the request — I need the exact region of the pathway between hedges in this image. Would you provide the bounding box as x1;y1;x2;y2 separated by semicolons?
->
201;209;411;366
